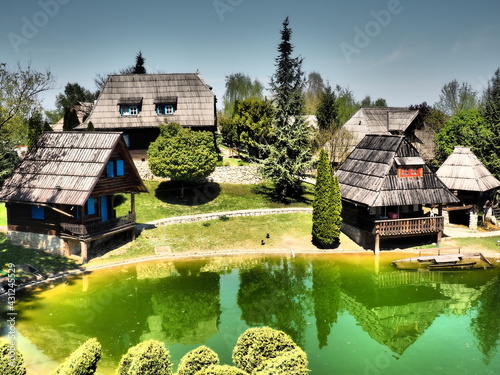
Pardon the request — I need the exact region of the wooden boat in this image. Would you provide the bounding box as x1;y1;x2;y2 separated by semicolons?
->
392;252;494;271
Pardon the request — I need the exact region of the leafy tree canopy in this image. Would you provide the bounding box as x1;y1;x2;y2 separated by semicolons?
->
222;73;264;117
147;122;218;184
55;82;98;115
434;79;478;116
0;62;54;142
304;71;325;115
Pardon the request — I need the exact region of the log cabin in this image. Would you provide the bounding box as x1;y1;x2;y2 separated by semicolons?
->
335;134;459;253
436;146;500;227
0;132;148;262
76;73;217;162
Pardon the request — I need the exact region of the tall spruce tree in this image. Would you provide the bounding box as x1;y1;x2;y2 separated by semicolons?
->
261;17;312;201
63;108;80;131
312;150;342;248
133;51;147;74
316;84;338;130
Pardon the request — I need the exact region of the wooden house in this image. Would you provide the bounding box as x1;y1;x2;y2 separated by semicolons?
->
341;107;435;162
336;134;459;253
0;132;148;262
436;146;500;227
77;73;217;160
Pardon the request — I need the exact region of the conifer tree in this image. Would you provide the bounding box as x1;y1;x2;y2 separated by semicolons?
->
133;51;146;74
316;85;338;131
260;17;312;201
63;108;79;131
312;150;342;248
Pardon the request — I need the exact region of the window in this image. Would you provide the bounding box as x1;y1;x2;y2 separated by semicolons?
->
398;167;423;178
86;198;96;215
120;105;140;116
156;104;175;115
31;205;45;220
106;160;125;177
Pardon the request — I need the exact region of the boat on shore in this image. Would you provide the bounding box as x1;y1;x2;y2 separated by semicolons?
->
392;252;494;271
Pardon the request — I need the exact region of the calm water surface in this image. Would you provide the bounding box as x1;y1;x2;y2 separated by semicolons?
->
2;252;500;374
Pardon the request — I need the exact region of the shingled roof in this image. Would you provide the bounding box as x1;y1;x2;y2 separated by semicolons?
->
343;107;420;139
77;73;216;130
336;134;459;207
0;132;147;207
436;146;500;192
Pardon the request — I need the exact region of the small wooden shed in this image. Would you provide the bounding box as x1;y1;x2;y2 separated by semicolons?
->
0;132;148;262
436;146;500;226
336;134;459;253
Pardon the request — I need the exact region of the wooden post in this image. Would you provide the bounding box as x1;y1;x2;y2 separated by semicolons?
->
436;231;442;247
131;193;136;215
81;241;88;264
374;234;380;255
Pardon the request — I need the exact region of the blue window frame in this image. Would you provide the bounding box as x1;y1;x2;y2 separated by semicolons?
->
116;160;125;176
106;160;124;177
31;205;45;220
107;161;115;177
156;104;175;115
120;105;139;116
86;198;96;215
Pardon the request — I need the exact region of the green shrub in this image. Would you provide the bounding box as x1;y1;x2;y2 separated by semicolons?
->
232;327;298;374
312;150;342;248
51;338;101;375
0;340;26;375
253;347;309;375
194;365;248;375
116;339;172;375
177;345;219;375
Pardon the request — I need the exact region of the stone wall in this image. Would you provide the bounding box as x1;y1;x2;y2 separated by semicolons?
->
7;231;66;256
206;166;264;184
135;162;264;185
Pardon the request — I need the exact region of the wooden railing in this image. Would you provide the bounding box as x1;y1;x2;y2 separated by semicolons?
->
374;216;444;237
61;213;136;238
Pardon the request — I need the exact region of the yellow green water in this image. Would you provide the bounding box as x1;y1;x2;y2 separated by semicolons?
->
2;252;500;374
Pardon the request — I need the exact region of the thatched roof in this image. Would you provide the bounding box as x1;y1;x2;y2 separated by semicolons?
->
76;73;216;130
436;147;500;192
336;134;459;207
0;132;147;207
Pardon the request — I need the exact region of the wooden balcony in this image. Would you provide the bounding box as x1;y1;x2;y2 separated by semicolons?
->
374;216;444;237
60;213;136;240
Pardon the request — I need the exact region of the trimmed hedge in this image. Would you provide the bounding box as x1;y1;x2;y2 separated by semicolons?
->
0;340;26;375
253;347;309;375
232;327;298;374
177;345;219;375
51;338;101;375
116;339;172;375
194;365;248;375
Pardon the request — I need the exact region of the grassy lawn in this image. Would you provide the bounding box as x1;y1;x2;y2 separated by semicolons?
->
116;180;314;223
86;213;363;267
445;236;500;253
0;203;6;226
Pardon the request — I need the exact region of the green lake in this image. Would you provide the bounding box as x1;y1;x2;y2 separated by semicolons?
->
2;252;500;374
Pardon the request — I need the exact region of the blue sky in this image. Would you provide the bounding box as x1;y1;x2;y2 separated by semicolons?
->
1;0;500;111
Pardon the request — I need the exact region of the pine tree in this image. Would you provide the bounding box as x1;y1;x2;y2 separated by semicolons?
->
316;85;338;131
87;121;95;131
63;108;79;131
133;51;146;74
312;150;342;248
261;17;312;201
